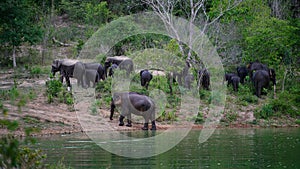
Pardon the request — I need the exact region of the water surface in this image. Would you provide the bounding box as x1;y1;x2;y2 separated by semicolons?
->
37;128;300;169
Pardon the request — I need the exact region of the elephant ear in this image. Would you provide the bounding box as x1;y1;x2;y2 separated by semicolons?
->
52;59;62;68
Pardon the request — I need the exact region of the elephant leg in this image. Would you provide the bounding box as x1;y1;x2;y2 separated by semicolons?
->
110;101;115;120
142;123;149;130
151;120;156;130
126;119;132;127
119;115;125;126
142;116;150;130
126;114;132;127
60;75;64;83
66;76;71;91
256;85;262;98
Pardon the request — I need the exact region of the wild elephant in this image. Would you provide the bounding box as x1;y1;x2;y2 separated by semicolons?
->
247;61;269;80
236;66;248;84
231;76;240;92
73;62;105;88
140;69;153;89
108;63;118;77
104;56;134;77
198;68;210;90
51;59;78;90
224;73;237;86
252;69;276;97
184;73;194;89
84;69;100;88
110;92;156;130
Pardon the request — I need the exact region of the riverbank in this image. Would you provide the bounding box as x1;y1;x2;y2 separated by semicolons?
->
0;71;299;137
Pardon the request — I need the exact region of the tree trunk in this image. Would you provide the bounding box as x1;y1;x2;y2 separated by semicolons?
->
12;45;17;68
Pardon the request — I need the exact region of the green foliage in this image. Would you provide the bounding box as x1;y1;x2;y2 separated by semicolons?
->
194;112;204;124
46;79;63;103
46;79;73;105
225;111;238;123
237;85;258;105
0;0;43;67
255;104;274;119
269;91;300;117
85;1;112;25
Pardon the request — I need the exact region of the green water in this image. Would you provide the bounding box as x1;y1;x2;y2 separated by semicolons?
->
37;128;300;169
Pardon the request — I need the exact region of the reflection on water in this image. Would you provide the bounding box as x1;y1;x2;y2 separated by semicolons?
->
36;128;300;169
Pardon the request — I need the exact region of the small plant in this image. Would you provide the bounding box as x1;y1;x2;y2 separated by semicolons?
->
255;104;274;119
225;111;238;123
46;79;74;105
194;112;204;124
29;66;42;78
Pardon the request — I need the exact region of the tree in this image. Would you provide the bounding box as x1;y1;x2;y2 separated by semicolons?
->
0;0;42;67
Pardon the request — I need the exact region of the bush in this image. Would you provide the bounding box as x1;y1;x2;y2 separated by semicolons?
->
255;104;274;119
46;79;74;105
269;91;300;117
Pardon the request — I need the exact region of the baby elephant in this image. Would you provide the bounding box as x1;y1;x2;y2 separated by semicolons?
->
110;92;156;130
140;70;153;90
84;69;100;88
224;73;240;91
231;76;240;92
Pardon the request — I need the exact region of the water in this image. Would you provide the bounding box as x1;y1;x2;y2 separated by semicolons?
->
36;128;300;169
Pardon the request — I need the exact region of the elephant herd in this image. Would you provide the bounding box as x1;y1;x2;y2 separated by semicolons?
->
51;56;156;130
223;61;276;97
51;57;276;130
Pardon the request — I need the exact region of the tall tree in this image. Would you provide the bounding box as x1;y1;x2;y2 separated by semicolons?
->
141;0;243;66
0;0;42;67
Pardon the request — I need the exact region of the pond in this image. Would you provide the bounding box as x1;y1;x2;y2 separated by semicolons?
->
36;128;300;169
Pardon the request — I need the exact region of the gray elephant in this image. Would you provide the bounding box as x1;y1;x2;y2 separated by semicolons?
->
224;73;237;86
73;61;106;88
236;66;248;84
84;69;100;88
231;76;240;92
247;61;269;80
110;92;156;130
104;56;134;77
198;68;210;90
184;73;194;89
252;69;276;97
140;69;153;89
51;59;78;90
108;63;118;77
84;63;106;81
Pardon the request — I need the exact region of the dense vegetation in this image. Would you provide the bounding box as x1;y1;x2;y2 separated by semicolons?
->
0;0;299;168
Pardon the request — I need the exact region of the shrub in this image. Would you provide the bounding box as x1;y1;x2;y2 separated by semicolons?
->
255;104;274;119
46;79;74;105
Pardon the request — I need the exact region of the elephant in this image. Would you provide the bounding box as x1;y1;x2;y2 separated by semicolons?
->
73;62;105;88
231;75;240;92
184;73;194;89
108;63;118;77
84;69;100;88
224;73;237;86
110;92;156;130
51;59;78;90
198;68;210;90
104;56;134;77
83;62;106;81
247;61;269;80
236;66;248;84
140;69;153;89
252;69;276;97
